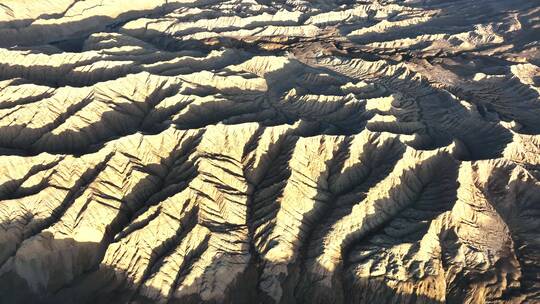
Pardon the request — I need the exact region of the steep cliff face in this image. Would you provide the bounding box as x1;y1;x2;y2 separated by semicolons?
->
0;0;539;303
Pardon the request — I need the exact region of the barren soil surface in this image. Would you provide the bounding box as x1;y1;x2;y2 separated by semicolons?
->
0;0;539;303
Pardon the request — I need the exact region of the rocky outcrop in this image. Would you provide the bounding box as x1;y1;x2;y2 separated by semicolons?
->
0;0;539;303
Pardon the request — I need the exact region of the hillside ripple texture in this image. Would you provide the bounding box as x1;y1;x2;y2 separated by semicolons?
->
0;0;539;303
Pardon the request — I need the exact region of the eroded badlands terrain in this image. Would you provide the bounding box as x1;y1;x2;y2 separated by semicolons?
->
0;0;539;303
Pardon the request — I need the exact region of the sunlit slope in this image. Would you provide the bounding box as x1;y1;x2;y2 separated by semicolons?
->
0;0;539;303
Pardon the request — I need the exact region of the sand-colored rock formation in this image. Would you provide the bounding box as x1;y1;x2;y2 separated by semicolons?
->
0;0;539;303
